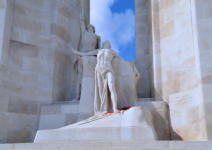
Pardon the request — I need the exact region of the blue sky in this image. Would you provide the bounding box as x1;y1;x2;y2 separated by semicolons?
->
90;0;135;61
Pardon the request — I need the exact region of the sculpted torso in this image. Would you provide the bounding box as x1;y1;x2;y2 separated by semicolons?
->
94;47;119;114
96;49;116;73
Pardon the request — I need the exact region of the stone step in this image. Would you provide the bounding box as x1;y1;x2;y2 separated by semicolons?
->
0;141;212;150
35;106;172;142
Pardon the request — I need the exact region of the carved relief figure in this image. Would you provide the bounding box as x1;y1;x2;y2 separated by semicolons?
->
74;21;101;100
72;41;119;114
79;22;101;52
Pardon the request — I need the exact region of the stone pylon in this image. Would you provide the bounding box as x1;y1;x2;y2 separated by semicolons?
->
80;0;90;25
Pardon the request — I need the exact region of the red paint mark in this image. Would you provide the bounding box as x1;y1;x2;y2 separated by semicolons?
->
104;112;114;115
120;106;131;111
104;106;131;115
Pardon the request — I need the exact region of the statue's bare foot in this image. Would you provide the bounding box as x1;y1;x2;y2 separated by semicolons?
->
113;109;120;113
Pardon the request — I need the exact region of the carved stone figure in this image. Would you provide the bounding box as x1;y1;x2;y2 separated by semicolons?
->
74;21;101;100
94;41;119;114
79;21;101;52
72;41;119;114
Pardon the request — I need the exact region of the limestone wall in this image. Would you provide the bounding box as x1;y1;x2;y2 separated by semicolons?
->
136;0;212;140
51;0;80;101
80;0;90;25
150;0;161;99
0;0;81;143
150;0;207;140
135;0;152;98
0;0;12;64
195;0;212;139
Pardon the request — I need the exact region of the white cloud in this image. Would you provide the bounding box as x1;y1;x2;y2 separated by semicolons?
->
90;0;135;53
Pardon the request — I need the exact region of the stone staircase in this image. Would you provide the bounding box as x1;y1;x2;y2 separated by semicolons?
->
0;140;212;150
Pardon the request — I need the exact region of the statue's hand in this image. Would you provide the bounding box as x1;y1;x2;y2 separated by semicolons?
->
71;48;99;56
71;48;78;55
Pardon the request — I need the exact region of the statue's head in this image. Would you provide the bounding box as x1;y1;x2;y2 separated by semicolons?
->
102;41;111;49
87;24;95;33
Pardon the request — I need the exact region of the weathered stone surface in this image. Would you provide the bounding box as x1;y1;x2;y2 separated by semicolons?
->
0;0;81;143
37;100;170;140
38;102;79;130
0;141;212;150
149;0;209;140
135;0;152;98
195;0;212;140
34;106;157;142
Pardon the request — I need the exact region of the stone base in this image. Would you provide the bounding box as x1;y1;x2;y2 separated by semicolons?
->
1;141;212;150
34;107;157;143
38;100;170;140
38;101;79;130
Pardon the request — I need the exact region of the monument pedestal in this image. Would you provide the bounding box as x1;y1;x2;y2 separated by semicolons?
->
1;141;212;150
38;100;171;140
34;107;157;143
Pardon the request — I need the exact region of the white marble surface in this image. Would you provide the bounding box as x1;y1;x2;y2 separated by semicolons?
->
0;0;82;143
78;54;139;120
150;0;209;140
38;100;170;140
135;0;152;98
34;106;157;142
1;141;212;150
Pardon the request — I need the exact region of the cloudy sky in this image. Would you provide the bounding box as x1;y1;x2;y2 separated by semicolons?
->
90;0;135;61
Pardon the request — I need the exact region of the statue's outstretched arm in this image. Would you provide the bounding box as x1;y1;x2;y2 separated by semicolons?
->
72;48;99;56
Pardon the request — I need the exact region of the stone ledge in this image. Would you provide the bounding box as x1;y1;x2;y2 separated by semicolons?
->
0;141;212;150
38;100;169;136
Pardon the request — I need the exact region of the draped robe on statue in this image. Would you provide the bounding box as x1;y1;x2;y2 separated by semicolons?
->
94;49;117;113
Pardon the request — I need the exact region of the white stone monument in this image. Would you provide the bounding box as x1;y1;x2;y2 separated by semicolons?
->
34;41;157;142
74;41;120;114
72;41;140;119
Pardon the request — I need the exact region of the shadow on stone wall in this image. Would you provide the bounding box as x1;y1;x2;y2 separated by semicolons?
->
143;101;182;140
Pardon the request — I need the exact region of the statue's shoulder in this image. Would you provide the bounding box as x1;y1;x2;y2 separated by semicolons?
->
98;49;117;56
97;49;105;56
